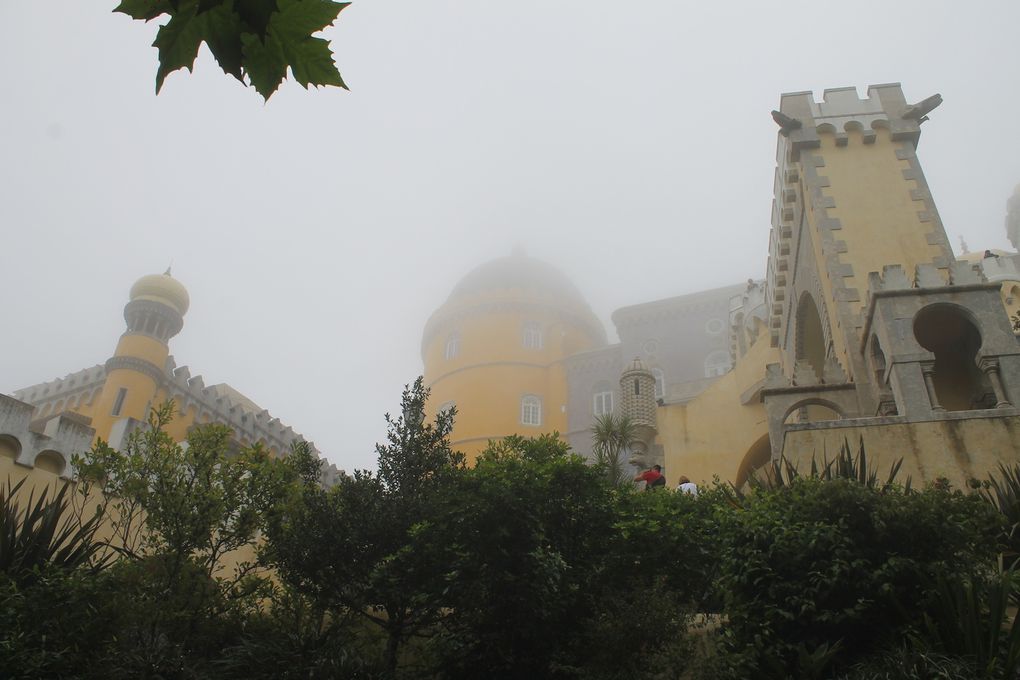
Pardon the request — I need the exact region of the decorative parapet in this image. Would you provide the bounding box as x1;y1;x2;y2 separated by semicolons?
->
776;84;938;158
0;394;94;479
865;262;990;309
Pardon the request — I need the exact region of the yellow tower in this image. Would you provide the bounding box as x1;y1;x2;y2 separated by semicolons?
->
422;251;606;461
766;86;955;393
89;269;190;442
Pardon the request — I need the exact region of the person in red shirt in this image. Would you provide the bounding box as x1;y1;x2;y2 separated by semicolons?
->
634;464;664;490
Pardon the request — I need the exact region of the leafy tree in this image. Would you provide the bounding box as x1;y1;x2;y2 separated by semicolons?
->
591;412;637;487
73;401;300;674
114;0;350;100
267;377;464;675
425;434;637;678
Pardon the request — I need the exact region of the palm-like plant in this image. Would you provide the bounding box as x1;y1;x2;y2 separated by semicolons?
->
591;413;637;487
980;462;1020;570
735;437;907;501
0;477;110;585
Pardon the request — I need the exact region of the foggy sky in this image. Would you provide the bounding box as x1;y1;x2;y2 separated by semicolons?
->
2;1;1018;471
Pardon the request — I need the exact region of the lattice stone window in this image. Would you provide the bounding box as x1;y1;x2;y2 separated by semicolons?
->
522;322;543;350
593;391;614;416
521;395;542;426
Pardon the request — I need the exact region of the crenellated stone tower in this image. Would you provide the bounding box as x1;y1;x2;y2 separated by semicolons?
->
758;84;1020;481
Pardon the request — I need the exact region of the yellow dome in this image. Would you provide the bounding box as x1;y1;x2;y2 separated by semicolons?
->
129;270;190;315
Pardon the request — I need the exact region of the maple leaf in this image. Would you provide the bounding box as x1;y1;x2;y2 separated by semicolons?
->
114;0;349;100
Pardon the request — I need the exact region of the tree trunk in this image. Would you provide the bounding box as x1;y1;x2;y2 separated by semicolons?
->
385;623;401;675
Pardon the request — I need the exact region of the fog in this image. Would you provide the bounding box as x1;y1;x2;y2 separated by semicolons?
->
2;1;1018;471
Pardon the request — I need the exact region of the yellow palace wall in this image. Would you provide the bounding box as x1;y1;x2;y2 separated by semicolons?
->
658;334;779;487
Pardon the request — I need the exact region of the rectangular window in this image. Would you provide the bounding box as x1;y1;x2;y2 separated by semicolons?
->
522;324;543;350
111;387;127;416
521;396;542;426
593;391;614;416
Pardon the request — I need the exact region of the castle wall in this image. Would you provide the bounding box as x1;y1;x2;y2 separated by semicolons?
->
781;411;1020;490
658;334;778;486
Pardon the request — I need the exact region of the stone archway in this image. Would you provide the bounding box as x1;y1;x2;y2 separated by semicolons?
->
796;292;827;381
913;304;989;411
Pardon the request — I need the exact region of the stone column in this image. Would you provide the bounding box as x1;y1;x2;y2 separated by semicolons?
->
979;357;1012;408
920;362;944;412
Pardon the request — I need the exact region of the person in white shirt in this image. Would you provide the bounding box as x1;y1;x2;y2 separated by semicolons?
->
677;475;698;497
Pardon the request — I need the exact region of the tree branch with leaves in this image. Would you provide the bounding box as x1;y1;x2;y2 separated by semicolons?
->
115;0;350;100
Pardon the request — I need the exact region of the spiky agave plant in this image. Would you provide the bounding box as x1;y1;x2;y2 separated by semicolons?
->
737;438;908;500
980;462;1020;571
0;477;110;585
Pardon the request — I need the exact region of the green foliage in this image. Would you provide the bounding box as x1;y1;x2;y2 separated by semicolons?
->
980;462;1020;569
0;565;121;679
835;645;981;680
75;402;296;570
0;479;118;678
427;434;618;677
267;377;465;675
710;476;1001;678
217;585;387;679
911;570;1020;678
591;412;637;487
0;478;109;585
114;0;350;99
740;437;907;497
425;434;708;679
69;401;300;676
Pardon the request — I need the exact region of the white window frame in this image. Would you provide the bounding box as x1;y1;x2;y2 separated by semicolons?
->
593;390;614;416
652;369;665;399
444;332;460;360
522;322;543;350
521;395;542;426
111;387;128;416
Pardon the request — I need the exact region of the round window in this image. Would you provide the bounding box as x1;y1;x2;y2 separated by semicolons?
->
642;339;658;355
705;318;725;336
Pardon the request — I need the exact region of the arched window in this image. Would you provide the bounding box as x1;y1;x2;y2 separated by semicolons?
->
796;293;827;381
652;368;665;399
521;395;542;426
444;332;460;360
522;322;543;350
704;351;732;378
914;304;989;411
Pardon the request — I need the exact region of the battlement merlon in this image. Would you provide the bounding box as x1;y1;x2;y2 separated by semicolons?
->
778;84;941;158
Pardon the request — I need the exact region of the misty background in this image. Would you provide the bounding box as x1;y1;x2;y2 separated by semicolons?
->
1;1;1018;471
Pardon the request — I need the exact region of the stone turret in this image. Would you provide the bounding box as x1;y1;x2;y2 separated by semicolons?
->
620;357;658;468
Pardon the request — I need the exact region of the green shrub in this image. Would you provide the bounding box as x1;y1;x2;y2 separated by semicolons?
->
711;477;1000;678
